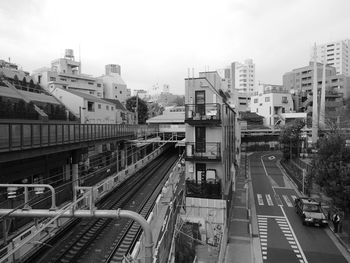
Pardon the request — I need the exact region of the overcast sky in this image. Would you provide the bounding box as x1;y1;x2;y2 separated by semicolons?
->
1;0;349;94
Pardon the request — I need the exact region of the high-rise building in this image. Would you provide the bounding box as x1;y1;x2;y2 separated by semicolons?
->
314;39;350;75
231;59;256;93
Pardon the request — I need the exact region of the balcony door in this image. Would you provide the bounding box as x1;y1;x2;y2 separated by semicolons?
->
195;90;205;116
195;126;206;152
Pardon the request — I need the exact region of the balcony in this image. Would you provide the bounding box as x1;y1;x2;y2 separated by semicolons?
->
185;103;221;125
185;142;221;161
185;179;221;199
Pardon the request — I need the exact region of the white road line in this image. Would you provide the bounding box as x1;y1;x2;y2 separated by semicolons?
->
280;206;308;263
265;194;274;206
261;247;267;250
291;195;297;201
263;256;267;260
262;251;267;255
257;194;264;205
283;195;293;207
257;215;285;219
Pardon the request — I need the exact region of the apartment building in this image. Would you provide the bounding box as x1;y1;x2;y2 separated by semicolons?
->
250;84;293;127
283;62;350;110
32;49;104;98
315;39;350;75
231;59;256;93
183;71;239;255
98;64;128;104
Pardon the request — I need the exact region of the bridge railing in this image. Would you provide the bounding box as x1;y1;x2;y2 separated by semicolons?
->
0;123;158;152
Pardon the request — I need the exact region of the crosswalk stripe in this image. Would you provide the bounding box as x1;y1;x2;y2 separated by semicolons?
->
265;194;274;206
257;194;264;205
283;195;293;207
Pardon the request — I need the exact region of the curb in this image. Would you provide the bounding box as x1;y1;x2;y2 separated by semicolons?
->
247;155;263;263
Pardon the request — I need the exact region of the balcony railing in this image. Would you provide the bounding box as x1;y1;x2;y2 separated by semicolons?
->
185;179;221;199
185;103;221;124
185;142;221;161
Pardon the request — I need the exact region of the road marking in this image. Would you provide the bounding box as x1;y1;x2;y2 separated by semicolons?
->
291;195;297;201
257;215;285;219
275;194;283;206
283;195;293;207
280;207;308;263
265;194;274;206
257;194;264;205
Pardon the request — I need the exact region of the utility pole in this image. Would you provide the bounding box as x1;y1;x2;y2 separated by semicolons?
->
319;57;326;128
312;43;319;145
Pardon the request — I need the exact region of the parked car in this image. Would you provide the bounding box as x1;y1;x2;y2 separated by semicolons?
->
294;197;328;227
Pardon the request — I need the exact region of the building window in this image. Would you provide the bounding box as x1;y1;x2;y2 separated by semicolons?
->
87;101;94;112
60;78;67;81
265;97;270;102
111;107;114;111
97;92;101;97
88;82;94;85
97;84;102;87
71;79;76;82
50;77;56;81
106;105;109;110
254;98;258;103
120;91;122;94
98;104;101;109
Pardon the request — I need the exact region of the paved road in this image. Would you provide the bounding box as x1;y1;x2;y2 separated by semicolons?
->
250;152;349;263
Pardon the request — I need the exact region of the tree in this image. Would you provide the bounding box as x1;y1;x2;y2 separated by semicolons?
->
21;77;27;90
171;95;185;106
147;102;164;118
279;119;305;160
125;96;148;124
312;131;350;208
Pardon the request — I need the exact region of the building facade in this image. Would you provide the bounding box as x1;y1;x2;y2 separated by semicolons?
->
230;59;256;93
314;39;350;75
32;49;104;98
183;71;239;254
98;64;128;104
250;84;293;127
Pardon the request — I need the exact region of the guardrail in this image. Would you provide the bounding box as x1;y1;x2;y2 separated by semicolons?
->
0;123;159;152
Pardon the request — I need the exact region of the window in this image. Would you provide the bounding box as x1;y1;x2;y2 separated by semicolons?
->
111;107;114;111
97;84;102;87
87;101;94;112
98;104;101;109
254;98;258;103
50;77;56;81
71;79;76;82
106;105;109;110
120;91;122;94
88;82;94;85
60;78;67;81
265;97;270;102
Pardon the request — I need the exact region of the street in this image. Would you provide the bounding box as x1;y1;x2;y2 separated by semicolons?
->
250;152;349;263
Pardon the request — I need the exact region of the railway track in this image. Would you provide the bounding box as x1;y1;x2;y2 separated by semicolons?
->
27;148;177;263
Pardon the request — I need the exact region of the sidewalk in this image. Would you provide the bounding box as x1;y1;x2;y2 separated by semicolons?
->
224;155;255;263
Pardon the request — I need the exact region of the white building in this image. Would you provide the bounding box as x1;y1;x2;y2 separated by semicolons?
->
98;64;128;104
250;84;293;127
315;39;350;75
231;59;256;93
50;88;116;124
32;49;104;98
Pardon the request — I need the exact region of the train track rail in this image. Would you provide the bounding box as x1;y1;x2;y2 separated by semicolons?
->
27;148;177;263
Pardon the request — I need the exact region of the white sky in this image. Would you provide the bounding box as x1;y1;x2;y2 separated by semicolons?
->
1;0;350;94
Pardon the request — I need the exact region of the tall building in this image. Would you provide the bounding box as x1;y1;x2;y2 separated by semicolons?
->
98;64;128;104
231;59;256;93
183;70;239;256
314;39;350;75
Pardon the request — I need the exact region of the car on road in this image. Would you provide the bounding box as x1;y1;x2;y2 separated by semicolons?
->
294;197;328;227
